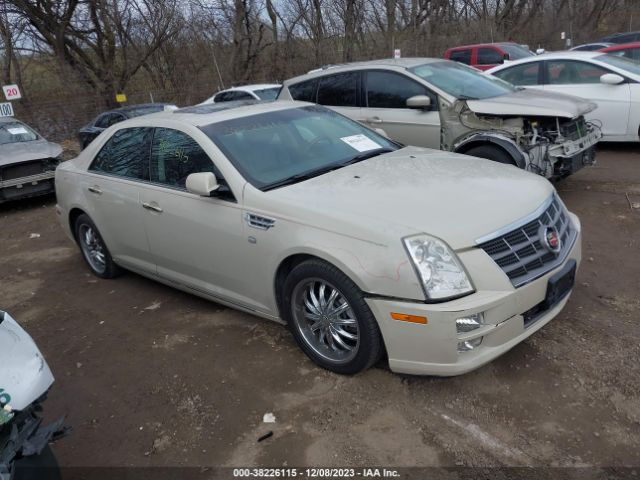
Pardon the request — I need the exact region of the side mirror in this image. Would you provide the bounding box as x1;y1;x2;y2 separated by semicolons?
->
600;73;625;85
406;95;432;109
186;172;220;196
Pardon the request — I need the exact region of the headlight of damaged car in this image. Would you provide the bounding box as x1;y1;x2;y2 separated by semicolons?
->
404;235;474;300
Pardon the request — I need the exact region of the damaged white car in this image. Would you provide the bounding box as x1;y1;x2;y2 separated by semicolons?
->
278;58;601;180
0;311;67;480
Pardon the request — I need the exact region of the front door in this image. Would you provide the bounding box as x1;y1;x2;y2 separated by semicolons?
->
361;70;441;148
138;127;262;312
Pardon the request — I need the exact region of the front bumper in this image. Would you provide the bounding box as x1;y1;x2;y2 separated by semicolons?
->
0;172;56;202
368;214;582;376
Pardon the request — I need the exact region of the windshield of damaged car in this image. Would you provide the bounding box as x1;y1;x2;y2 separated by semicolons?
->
201;106;399;190
596;54;640;76
410;61;517;100
0;121;39;145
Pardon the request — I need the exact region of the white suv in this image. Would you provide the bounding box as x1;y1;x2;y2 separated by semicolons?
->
278;58;601;180
55;101;581;376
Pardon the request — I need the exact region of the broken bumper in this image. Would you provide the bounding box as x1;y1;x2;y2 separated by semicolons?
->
548;127;601;176
367;214;581;376
0;172;56;202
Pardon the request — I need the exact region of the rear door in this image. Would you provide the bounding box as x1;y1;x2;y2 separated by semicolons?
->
315;71;363;123
361;69;440;148
542;59;631;138
82;127;155;273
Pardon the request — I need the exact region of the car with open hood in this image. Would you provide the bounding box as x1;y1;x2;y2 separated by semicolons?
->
277;58;601;180
0;310;67;480
0;118;62;203
55;101;582;376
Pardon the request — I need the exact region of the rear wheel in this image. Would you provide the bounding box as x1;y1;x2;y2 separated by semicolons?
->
282;259;383;374
465;144;516;165
74;214;122;278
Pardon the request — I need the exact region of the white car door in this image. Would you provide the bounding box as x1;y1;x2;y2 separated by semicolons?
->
81;127;155;273
360;69;440;148
542;59;631;139
138;127;265;312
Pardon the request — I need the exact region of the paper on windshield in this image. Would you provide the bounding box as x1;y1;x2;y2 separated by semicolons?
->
7;127;28;135
340;134;381;152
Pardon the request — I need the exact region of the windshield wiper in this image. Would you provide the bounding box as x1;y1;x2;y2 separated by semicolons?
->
262;164;344;191
342;147;396;166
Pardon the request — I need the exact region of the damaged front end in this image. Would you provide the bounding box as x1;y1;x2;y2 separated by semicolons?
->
442;95;602;180
0;311;68;480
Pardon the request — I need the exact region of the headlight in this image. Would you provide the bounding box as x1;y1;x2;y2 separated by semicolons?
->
403;235;474;300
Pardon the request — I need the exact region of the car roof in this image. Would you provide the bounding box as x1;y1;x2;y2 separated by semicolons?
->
220;84;281;93
447;42;522;50
103;103;173;115
284;58;442;84
120;99;313;128
601;42;640;51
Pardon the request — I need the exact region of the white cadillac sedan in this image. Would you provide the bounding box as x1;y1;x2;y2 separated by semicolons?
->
55;101;581;376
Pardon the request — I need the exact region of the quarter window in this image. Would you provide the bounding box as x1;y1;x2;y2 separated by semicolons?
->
317;72;358;107
449;49;472;65
365;71;431;108
90;127;152;180
547;60;609;84
493;62;540;86
288;79;318;102
477;48;504;65
150;128;217;190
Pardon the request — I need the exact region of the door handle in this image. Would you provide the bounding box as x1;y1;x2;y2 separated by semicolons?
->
87;186;102;195
365;117;383;124
142;202;163;213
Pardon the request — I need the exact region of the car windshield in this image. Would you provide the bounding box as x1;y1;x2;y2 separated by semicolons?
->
253;87;281;100
0;121;39;145
501;44;534;59
409;61;517;100
201;105;399;190
596;54;640;75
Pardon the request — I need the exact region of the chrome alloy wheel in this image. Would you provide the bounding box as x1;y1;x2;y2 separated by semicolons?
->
291;279;360;364
78;224;106;274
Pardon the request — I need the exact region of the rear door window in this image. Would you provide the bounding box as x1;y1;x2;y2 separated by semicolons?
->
477;47;504;65
449;49;472;65
317;72;359;107
90;127;153;180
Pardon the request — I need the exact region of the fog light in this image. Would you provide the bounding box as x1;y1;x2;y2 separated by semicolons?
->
458;337;482;353
456;313;484;334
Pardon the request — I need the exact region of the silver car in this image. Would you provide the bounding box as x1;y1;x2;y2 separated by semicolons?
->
278;58;601;180
0;118;62;203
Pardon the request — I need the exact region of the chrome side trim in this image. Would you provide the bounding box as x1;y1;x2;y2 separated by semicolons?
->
245;212;275;230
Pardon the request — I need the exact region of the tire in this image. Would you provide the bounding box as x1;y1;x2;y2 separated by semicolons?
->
282;259;383;374
74;213;123;279
465;144;516;165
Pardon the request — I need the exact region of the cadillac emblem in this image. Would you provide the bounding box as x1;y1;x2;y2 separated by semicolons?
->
543;227;562;254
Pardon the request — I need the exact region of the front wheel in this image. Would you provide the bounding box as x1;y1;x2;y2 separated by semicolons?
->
465;144;517;165
282;259;383;374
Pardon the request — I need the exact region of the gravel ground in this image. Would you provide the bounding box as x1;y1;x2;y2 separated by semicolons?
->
1;145;639;473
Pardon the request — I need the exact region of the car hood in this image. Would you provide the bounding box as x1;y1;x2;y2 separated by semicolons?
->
0;139;63;167
264;147;555;250
0;311;54;411
466;88;597;119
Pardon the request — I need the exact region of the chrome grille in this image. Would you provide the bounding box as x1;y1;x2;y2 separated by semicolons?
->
478;196;576;287
245;213;275;230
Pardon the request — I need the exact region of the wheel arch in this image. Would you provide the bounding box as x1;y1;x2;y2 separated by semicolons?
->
454;133;526;168
68;207;87;242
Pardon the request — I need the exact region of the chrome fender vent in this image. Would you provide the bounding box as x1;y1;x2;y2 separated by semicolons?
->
245;212;275;230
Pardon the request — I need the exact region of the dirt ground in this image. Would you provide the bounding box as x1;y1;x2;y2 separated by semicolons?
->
1;145;639;473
